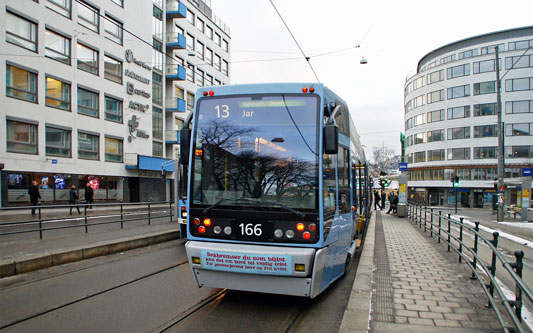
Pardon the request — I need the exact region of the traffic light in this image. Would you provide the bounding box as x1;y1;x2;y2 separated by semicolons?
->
453;176;460;188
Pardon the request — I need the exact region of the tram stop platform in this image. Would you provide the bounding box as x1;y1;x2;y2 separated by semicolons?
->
340;210;505;332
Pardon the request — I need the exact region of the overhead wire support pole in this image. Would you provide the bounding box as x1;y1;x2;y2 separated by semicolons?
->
495;46;504;222
269;0;321;82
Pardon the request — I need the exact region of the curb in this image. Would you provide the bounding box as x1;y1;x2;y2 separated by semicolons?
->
0;230;180;278
339;212;376;332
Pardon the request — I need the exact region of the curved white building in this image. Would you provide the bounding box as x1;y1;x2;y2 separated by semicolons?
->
404;26;533;208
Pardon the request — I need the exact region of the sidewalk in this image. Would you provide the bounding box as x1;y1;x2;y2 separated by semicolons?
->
0;217;180;278
340;211;508;332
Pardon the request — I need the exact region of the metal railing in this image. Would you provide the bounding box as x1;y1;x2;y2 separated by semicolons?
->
407;202;532;332
0;201;175;240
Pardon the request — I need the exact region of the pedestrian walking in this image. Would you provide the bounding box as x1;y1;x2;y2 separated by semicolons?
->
381;191;386;210
69;185;81;215
373;190;381;210
28;180;41;215
387;192;396;214
85;183;94;209
392;192;399;215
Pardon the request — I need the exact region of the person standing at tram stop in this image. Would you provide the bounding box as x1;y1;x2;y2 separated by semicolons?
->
381;191;387;210
69;185;81;215
28;180;41;215
85;183;94;209
374;190;381;210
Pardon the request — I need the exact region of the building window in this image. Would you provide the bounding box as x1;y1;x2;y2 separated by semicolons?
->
427;129;444;143
447;64;469;79
152;141;163;157
427;149;445;161
111;0;123;6
46;126;71;157
187;10;195;25
187;62;194;82
414;132;425;145
196;18;204;32
206;48;213;66
152;106;163;140
45;29;70;64
46;0;71;18
197;41;204;59
105;137;123;162
447;126;470;140
152;72;162;105
414;151;426;163
104;55;122;84
506;100;532;114
473;59;496;74
104;15;123;45
197;69;204;87
222;60;229;76
426;89;444;104
474;103;497;116
6;64;38;103
186;92;194;111
506;77;533;92
474;125;497;138
6;12;37;52
214;54;221;71
187;33;195;51
447;106;470;120
206;74;213;86
223;39;229;52
426;69;444;85
104;96;122;123
481;44;504;55
77;43;99;75
448;148;470;160
440;54;455;64
427;109;444;123
46;76;71;110
152;43;163;72
6;119;38;154
506;146;533;159
458;49;478;59
77;87;99;118
78;0;99;33
505;55;533;70
206;26;213;39
447;85;470;99
506;123;532;136
413;113;425;127
473;81;496;95
78;131;99;160
215;33;221;46
508;39;533;51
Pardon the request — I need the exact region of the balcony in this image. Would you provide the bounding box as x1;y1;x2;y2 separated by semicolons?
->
166;0;187;19
165;97;186;112
165;63;186;81
165;130;180;144
166;32;186;50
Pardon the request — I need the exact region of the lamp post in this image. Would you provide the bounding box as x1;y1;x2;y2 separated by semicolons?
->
495;46;504;222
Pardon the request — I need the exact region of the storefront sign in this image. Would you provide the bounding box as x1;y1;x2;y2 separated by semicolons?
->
127;82;151;98
125;69;150;85
127;115;150;143
125;49;151;71
128;101;150;112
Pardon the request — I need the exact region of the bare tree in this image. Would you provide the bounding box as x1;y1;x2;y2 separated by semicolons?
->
369;143;400;177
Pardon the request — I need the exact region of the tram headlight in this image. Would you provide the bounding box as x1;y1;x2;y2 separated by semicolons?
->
308;223;316;232
303;231;311;240
296;223;305;231
193;218;200;225
192;257;201;264
295;264;306;272
214;226;222;234
285;229;295;239
203;218;212;226
274;229;283;238
224;226;232;235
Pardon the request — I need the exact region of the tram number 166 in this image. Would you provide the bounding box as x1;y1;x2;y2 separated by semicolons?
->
238;223;262;236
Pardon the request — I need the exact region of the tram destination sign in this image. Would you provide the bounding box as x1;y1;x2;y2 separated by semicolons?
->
200;250;292;275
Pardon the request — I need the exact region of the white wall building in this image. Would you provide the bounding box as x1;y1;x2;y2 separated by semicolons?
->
0;0;231;207
404;26;533;208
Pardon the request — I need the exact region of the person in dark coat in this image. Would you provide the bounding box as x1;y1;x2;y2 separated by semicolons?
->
69;185;81;215
387;192;396;214
381;191;387;210
373;190;381;210
28;180;41;215
85;183;94;209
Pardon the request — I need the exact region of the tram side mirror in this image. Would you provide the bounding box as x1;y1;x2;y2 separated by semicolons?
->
324;124;339;154
179;128;191;165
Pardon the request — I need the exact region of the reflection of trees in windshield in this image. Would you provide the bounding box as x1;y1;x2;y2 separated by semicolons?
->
195;119;316;208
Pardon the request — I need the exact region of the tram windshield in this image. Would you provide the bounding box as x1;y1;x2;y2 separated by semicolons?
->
191;94;319;210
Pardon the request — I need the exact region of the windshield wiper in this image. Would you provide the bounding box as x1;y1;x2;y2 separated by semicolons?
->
202;197;306;219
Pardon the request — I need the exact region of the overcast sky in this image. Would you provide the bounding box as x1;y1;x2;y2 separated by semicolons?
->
210;0;533;158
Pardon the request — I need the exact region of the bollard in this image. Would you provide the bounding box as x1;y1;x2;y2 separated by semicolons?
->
424;206;427;232
447;214;451;252
438;211;442;244
169;201;173;223
513;251;524;321
84;205;88;233
458;217;463;263
487;232;499;308
148;201;152;225
120;201;124;229
471;221;480;280
430;208;434;237
38;206;43;240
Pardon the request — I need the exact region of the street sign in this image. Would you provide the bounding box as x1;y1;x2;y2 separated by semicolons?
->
399;162;408;171
51;159;58;164
523;168;532;177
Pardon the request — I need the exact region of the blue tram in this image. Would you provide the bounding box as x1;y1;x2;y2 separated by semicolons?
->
179;83;371;298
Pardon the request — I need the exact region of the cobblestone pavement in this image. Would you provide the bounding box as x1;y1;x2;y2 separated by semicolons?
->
371;211;508;332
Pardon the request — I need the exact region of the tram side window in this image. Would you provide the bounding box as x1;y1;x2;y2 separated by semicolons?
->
323;154;336;215
338;148;350;214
